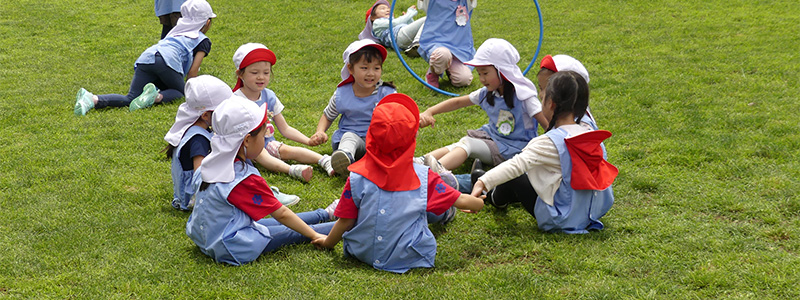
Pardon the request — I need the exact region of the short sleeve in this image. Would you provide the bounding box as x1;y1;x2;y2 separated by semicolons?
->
227;175;283;220
426;169;461;215
193;38;211;56
468;88;484;105
522;95;542;117
179;134;211;171
334;178;359;219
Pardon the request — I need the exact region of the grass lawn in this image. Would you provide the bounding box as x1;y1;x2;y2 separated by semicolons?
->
1;0;799;298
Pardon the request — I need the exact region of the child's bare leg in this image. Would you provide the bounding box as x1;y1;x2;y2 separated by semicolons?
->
279;145;323;165
255;149;291;174
438;147;468;170
427;147;451;160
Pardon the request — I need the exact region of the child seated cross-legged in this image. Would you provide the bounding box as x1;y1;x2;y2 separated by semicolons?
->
359;0;426;56
186;96;337;266
313;93;484;273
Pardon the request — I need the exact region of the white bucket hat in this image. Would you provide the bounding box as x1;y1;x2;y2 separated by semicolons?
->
166;0;216;38
464;38;538;101
340;39;387;83
540;54;590;83
164;75;232;146
200;96;267;183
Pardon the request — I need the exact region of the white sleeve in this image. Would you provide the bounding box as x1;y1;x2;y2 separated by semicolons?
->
522;95;542;118
272;97;285;116
479;135;562;205
468;89;483;105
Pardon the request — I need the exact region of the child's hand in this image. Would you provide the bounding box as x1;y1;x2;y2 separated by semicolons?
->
311;236;332;250
471;180;486;198
419;112;436;128
309;131;328;146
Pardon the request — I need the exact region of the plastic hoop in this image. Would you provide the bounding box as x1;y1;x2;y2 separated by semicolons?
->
389;0;544;96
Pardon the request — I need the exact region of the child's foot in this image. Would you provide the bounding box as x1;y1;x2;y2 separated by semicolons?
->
74;88;95;116
425;71;440;89
485;189;507;209
271;186;300;206
424;154;458;189
289;164;313;182
319;154;335;176
413;156;425;165
331;150;354;177
439;206;457;225
405;43;420;58
325;198;340;221
130;83;158;112
470;159;485;189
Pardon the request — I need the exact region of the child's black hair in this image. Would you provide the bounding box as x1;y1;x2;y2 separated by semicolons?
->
483;75;516;109
544;71;589;132
349;46;384;67
199;122;266;192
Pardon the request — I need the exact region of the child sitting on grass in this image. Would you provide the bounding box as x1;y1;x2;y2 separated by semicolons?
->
313;93;484;273
308;40;396;176
231;43;335;182
359;0;426;56
185;96;337;266
471;71;617;234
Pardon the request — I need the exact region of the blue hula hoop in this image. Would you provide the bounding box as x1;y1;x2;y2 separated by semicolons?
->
389;0;544;96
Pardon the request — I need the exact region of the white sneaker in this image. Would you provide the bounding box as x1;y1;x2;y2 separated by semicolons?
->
319;154;335;176
325;198;340;221
271;186;300;206
331;150;354;177
423;154;447;173
413;156;425;165
289;164;313;182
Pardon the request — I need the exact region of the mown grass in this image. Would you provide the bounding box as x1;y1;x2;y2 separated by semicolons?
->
1;0;799;298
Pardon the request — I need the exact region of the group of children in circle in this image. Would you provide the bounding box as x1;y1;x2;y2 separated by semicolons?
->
72;0;619;273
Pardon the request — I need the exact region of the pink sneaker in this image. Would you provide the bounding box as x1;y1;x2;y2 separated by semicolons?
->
426;71;440;89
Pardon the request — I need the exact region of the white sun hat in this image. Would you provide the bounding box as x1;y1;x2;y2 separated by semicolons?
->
200;96;267;183
340;39;387;82
541;54;590;83
166;0;216;39
164;75;232;146
464;38;539;101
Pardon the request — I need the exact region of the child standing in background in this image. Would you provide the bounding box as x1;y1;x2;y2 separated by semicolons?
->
155;0;186;39
416;0;476;88
419;39;548;171
186;96;337;266
359;0;425;55
232;43;335;181
74;0;215;115
313;93;484;273
309;40;396;176
164;75;230;211
472;71;617;234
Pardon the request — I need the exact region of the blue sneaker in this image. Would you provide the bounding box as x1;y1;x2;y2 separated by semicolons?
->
74;88;95;116
271;186;300;206
439;206;457;225
130;83;158;112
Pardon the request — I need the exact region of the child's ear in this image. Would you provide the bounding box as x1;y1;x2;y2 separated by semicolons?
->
347;63;354;73
202;111;213;121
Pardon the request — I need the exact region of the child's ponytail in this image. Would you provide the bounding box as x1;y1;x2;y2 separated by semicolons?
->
544;71;589;132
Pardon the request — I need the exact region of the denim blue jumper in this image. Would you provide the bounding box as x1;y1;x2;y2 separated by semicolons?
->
170;125;212;211
331;83;395;147
418;0;475;63
475;88;539;160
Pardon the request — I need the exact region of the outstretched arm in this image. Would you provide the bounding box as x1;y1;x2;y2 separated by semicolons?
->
454;193;484;213
309;114;332;146
271;206;326;241
312;218;356;249
419;95;473;128
186;52;206;79
272;114;312;145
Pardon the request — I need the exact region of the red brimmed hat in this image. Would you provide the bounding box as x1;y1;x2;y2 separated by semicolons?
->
348;93;420;191
232;43;277;91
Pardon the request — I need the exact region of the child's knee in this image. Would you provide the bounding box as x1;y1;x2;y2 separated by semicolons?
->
429;47;452;74
448;69;473;87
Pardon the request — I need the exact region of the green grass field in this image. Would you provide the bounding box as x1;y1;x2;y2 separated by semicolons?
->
1;0;799;298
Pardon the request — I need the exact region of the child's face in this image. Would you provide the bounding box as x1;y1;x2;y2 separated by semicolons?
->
242;125;266;160
372;4;390;20
348;58;383;90
239;61;272;94
476;65;502;93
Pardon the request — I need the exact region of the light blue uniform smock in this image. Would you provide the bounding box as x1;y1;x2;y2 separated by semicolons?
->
170;125;212;211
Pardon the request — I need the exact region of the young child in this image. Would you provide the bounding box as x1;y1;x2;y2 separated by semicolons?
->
74;0;215;116
419;39;548;171
185;96;337;266
538;54;597;126
231;43;335;181
163;75;230;211
416;0;477;88
358;1;425;55
471;71;617;234
154;0;186;39
308;39;396;176
312;93;484;273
